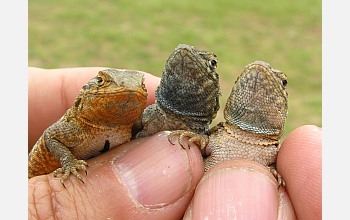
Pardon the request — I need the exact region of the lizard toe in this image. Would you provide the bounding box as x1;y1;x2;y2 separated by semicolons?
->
267;164;286;189
168;130;208;150
188;134;209;151
53;159;88;186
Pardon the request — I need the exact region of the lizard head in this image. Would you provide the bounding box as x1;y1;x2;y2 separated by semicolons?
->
155;44;221;121
75;69;148;126
224;61;288;139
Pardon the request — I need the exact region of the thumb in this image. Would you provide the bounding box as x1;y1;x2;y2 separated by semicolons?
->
28;132;204;220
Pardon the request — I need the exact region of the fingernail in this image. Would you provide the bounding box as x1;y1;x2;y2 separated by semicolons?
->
113;131;192;208
192;164;279;219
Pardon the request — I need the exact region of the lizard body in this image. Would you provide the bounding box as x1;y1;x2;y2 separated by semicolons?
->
28;69;148;185
205;60;288;186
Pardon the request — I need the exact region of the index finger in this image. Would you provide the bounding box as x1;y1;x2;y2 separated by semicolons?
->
28;67;160;150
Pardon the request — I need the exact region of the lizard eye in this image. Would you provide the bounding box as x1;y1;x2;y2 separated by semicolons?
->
282;79;287;87
97;77;104;85
209;60;217;68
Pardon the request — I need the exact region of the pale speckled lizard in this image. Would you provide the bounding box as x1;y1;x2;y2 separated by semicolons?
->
170;60;288;187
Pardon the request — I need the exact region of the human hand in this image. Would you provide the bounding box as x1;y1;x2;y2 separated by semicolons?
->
28;67;205;219
28;67;321;220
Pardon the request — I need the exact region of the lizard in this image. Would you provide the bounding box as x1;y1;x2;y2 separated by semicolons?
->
134;44;221;148
175;61;288;187
28;69;148;186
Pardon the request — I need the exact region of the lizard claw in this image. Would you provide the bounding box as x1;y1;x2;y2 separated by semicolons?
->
188;135;209;151
267;164;286;189
168;130;208;150
167;133;176;145
53;159;88;187
168;130;186;149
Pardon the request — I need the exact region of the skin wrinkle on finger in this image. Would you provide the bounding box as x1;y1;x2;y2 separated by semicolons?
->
29;177;59;220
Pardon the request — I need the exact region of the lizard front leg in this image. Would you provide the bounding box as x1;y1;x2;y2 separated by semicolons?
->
43;122;88;187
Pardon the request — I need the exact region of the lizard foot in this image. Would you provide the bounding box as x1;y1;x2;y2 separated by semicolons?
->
167;130;208;150
53;159;88;188
267;164;286;189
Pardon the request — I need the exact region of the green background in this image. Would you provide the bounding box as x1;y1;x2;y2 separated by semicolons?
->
29;0;322;139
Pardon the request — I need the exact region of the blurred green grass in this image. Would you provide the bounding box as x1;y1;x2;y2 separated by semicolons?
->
29;0;322;138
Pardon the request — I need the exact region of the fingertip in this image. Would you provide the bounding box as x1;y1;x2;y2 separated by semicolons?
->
187;160;282;219
278;125;322;187
280;125;321;153
277;125;322;220
142;72;160;107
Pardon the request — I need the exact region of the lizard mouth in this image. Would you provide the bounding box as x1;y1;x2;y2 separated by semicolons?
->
84;88;147;97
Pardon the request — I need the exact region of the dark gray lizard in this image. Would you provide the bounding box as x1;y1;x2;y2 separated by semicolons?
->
134;44;221;148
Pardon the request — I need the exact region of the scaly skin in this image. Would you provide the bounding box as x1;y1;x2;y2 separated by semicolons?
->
28;69;148;186
207;60;288;187
134;44;221;148
183;61;288;187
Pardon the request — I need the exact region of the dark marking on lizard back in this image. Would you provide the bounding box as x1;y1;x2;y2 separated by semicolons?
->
100;140;110;153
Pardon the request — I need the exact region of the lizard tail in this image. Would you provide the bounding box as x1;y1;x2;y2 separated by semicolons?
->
28;138;61;178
